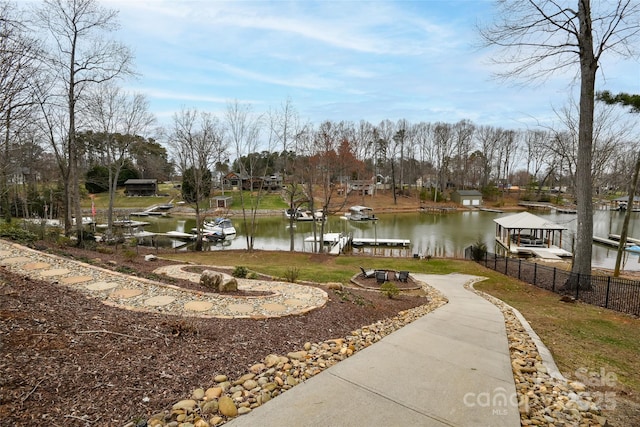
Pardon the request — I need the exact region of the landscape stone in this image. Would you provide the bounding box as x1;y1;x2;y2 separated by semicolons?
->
200;270;223;291
218;396;237;417
172;399;197;411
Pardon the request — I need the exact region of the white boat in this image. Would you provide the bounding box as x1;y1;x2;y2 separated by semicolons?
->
284;208;324;221
345;205;377;221
193;217;236;236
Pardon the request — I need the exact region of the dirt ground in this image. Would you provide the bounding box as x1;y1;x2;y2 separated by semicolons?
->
0;241;431;426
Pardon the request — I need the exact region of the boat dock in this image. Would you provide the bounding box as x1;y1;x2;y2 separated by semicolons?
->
304;233;411;255
304;233;349;255
518;202;576;213
593;235;634;248
351;237;411;247
608;234;640;245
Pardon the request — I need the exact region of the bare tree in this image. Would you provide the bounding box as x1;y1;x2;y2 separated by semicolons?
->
431;122;454;198
225;100;263;252
83;84;155;237
168;108;224;250
479;0;640;279
34;0;134;241
0;1;41;221
267;98;303;250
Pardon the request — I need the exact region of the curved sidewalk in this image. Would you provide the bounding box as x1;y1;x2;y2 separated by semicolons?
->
228;273;520;427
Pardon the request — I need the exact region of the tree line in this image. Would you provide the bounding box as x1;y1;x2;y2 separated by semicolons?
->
1;1;639;274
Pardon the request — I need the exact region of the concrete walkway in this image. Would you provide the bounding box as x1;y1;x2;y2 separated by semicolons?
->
228;273;520;427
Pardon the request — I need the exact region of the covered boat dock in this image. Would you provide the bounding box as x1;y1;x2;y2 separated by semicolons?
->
494;212;572;259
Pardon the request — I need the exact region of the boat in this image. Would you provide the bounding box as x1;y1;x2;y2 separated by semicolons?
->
193;217;236;236
345;205;377;221
284;208;324;221
626;245;640;254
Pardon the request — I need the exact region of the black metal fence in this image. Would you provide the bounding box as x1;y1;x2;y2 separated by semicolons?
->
464;247;640;316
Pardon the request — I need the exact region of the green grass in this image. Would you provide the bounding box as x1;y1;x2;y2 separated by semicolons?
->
82;186;288;211
474;271;640;395
212;191;289;210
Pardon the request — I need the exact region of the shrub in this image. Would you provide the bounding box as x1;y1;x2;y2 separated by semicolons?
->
283;266;300;283
122;250;137;262
0;222;36;244
471;237;487;262
247;272;258;279
232;266;248;278
380;282;400;299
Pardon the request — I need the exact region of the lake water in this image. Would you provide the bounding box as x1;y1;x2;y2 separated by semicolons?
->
138;208;640;272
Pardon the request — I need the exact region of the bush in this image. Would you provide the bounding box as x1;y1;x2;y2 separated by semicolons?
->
283;267;300;283
0;222;36;244
232;266;248;278
122;250;137;262
471;237;487;262
380;282;399;299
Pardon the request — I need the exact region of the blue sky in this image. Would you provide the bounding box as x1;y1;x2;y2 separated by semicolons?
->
107;0;640;130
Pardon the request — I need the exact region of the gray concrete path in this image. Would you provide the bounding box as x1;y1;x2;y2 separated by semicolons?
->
228;273;520;427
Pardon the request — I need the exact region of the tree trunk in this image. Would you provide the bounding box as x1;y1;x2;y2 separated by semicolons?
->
570;0;596;287
614;152;640;276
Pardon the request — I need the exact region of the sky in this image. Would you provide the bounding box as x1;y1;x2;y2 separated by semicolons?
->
105;0;640;131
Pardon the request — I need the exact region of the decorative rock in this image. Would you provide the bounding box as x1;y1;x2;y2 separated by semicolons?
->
205;387;222;400
218;396;238;417
209;416;223;425
200;270;223;291
191;388;205;400
242;379;258;390
264;354;280;368
172;399;197;411
249;363;265;374
201;400;218;415
144;254;157;261
214;375;228;383
220;278;238;292
287;350;307;361
237;407;252;415
327;282;343;290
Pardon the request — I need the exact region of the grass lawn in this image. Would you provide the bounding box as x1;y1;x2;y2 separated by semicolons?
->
82;187;288;211
162;250;640;398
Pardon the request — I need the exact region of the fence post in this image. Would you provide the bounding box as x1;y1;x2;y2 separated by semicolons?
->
575;273;580;299
494;253;497;270
505;256;508;275
518;259;521;280
605;276;611;308
533;263;537;286
552;267;556;292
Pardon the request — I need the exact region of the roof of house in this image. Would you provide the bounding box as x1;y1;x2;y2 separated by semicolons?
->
124;179;157;185
493;211;566;230
454;190;482;196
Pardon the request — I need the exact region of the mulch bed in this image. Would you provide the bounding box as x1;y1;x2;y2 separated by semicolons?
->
0;241;431;426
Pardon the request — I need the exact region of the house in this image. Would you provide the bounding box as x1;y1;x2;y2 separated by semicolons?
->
223;172;283;191
124;179;157;196
348;179;375;195
451;189;483;207
261;174;283;191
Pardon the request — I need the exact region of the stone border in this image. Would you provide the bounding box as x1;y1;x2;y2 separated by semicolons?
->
468;280;607;426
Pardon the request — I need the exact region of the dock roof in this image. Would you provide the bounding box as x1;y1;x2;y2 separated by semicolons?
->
493;211;566;230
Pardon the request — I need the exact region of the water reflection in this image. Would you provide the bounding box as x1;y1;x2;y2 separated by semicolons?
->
138;209;640;271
